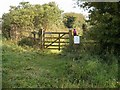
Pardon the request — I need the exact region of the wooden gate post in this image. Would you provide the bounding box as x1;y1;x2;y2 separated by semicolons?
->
58;34;60;50
42;30;45;49
33;32;36;42
69;29;73;47
38;29;42;49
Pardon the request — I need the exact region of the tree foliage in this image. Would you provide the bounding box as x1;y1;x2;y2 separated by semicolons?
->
63;13;85;35
2;2;62;39
63;15;76;28
77;1;120;54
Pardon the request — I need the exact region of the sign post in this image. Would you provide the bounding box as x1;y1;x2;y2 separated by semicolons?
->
74;36;80;44
74;36;80;52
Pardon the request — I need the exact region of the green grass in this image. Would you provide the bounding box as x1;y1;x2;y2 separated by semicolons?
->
0;34;2;89
2;39;119;88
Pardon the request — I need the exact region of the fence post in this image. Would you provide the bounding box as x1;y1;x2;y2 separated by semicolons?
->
32;31;36;42
42;30;45;49
58;34;60;50
38;29;42;49
69;29;73;47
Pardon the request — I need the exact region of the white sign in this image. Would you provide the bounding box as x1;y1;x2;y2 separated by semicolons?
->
74;36;80;44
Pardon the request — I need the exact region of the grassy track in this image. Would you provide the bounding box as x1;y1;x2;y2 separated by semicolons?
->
2;39;118;88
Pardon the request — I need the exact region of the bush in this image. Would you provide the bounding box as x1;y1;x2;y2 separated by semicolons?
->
64;54;118;88
18;37;36;47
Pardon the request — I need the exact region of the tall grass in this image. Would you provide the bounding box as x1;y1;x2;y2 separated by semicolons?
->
2;39;119;88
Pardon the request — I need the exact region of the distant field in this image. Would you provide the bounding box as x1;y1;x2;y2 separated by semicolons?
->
2;39;118;88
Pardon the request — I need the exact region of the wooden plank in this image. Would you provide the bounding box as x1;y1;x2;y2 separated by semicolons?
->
45;37;69;39
44;32;69;34
45;45;68;47
44;45;67;46
45;41;69;43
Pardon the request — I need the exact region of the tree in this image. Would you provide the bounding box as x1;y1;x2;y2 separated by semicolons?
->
2;1;63;39
63;13;85;35
42;2;62;31
2;13;13;39
63;15;76;28
77;1;120;54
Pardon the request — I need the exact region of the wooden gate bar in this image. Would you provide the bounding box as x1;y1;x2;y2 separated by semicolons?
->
44;32;69;34
44;45;67;46
45;33;66;48
44;37;69;39
45;41;69;43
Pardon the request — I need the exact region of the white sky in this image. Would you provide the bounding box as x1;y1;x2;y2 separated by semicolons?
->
0;0;89;18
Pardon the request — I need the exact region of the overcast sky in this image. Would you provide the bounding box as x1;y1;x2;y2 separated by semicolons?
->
0;0;89;18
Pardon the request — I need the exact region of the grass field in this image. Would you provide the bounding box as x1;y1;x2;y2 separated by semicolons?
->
2;39;119;88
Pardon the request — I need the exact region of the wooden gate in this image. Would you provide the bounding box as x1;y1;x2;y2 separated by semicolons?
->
31;30;72;50
42;30;72;50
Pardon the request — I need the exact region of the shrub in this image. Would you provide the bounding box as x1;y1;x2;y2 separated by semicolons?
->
18;37;35;47
64;55;118;88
